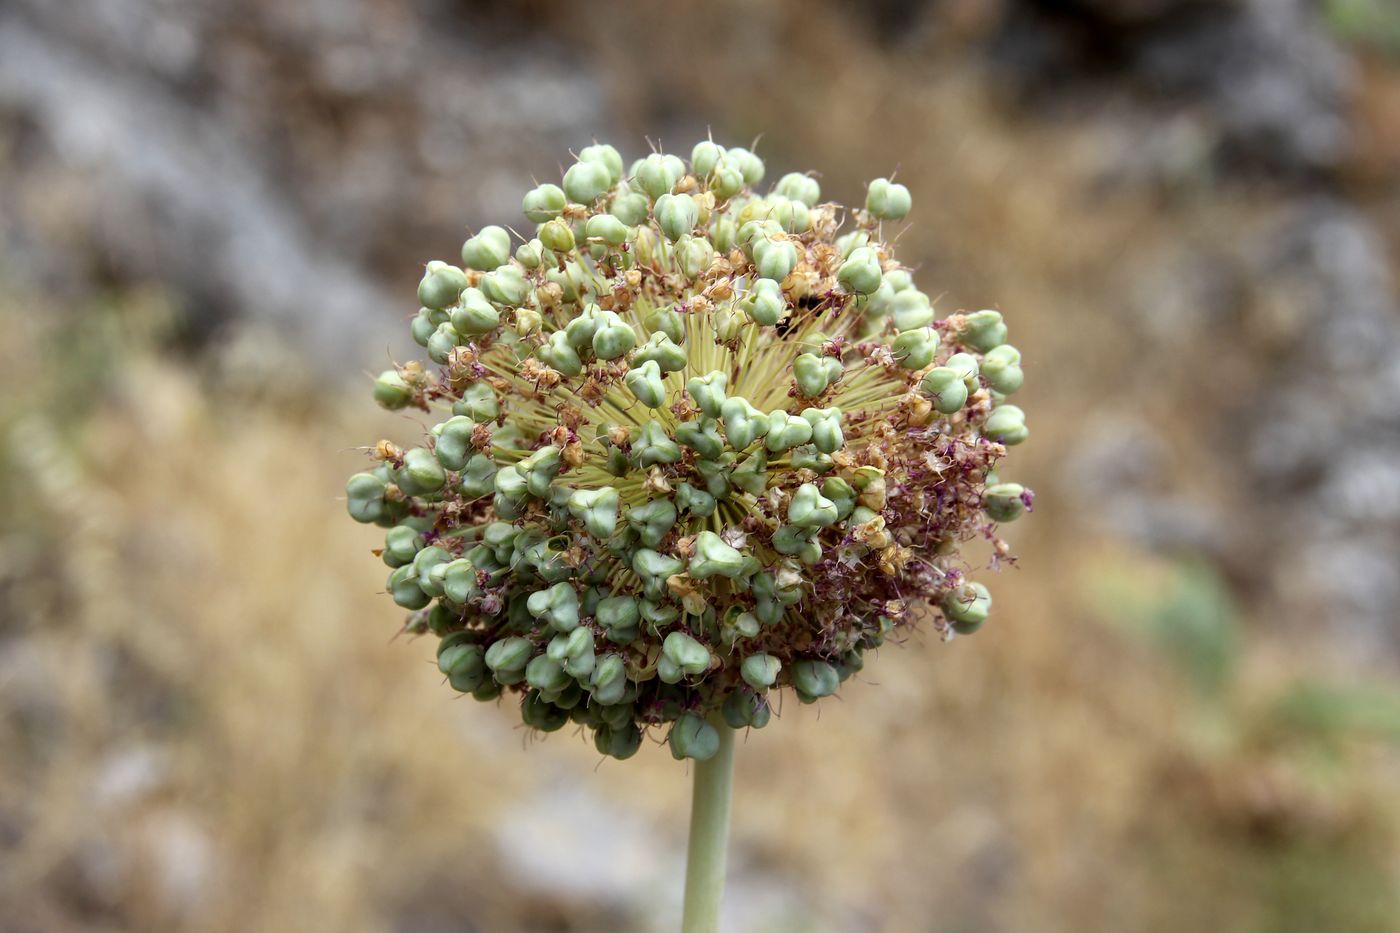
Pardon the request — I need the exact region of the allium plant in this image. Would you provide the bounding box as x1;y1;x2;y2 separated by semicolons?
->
346;139;1031;930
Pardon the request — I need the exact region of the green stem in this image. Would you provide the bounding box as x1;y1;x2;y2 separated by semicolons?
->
680;719;736;933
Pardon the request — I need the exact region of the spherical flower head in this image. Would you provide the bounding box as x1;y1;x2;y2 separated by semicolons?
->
347;142;1034;761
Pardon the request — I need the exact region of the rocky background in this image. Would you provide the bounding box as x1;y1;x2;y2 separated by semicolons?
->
3;1;1400;931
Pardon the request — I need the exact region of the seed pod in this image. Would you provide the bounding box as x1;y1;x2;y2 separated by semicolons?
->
528;581;581;632
592;312;639;361
892;327;939;370
983;482;1027;522
626;500;678;548
669;713;720;761
480;265;530;307
450;288;500;336
981;344;1024;395
942;581;991;633
655;193;700;241
346;472;388;524
563;159;614;204
634;333;688;373
890;290;934;332
960;310;1008;352
983;404;1029;445
752;236;798;282
773;172;820;207
539;218;576;253
801;407;844;453
523;183;567;223
722;691;771;729
686;371;728;418
418;261;468;310
691;140;725;178
837;246;883;295
866;177;912;220
792;659;840;702
382;525;424;568
636;153;685;200
461;226;512;271
373;369;413;410
788;483;839;528
625;360;668;408
568;486;620;539
741;654;782;690
584;213;630;247
690;531;746;579
919;368;969;414
764;410;813;453
579;143;624;184
632;421;682;467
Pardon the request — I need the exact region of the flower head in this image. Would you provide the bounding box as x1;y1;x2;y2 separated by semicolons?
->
347;140;1032;760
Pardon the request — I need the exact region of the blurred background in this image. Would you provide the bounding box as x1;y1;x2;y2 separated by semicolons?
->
3;0;1400;930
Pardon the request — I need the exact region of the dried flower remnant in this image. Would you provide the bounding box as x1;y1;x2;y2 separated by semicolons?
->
346;141;1033;760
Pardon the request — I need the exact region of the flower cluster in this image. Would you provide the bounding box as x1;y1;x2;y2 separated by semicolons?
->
346;140;1032;760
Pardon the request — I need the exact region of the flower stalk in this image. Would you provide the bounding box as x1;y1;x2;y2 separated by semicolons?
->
682;719;735;933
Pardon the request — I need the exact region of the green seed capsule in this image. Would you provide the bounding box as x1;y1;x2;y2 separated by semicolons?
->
635;153;684;200
708;158;745;199
691;140;725;178
686;371;728;418
983;404;1029;445
439;642;486;693
662;631;712;677
690;531;746;580
539;217;576;253
515;238;549;269
675;482;716;518
675;234;716;279
383;525;425;568
610;190;650;226
387;564;430;609
441;558;479;604
669;713;720;761
590;653;630;705
373;369;413;410
837;246;883;295
410;311;436;347
626;500;678;548
398;447;446;495
526;654;570;692
730;448;769;495
892;327;939;370
596;595;640;636
426;322;462;365
527;581;581;632
450;288;500;336
538;331;584;376
722;691;771;729
633;547;684;585
890;289;934;332
836;230;870;260
418;260;468;310
920;368;969;414
960;310;1008;352
563;159;613;204
458;454;497;500
753;236;798;281
655;193;700;241
821;476;856;520
675;418;725;460
594;722;642;759
741;654;782;690
579;143;624;184
521;691;569;731
801;407;844;453
792;659;840;701
764;410;813;453
431;416;475;470
866;177;912;220
592;312;638;360
721;397;769;449
480;265;530;307
584;213;630;247
942;581;991;633
738;278;786;326
346;472;388;523
728;147;765;185
774;172;820;207
981;344;1024;394
568;486;620;539
790;446;833;474
625;360;667;408
788;482;839;528
632;421;681;467
983;482;1027;522
523;183;567;223
633;332;688;373
461;225;512;271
